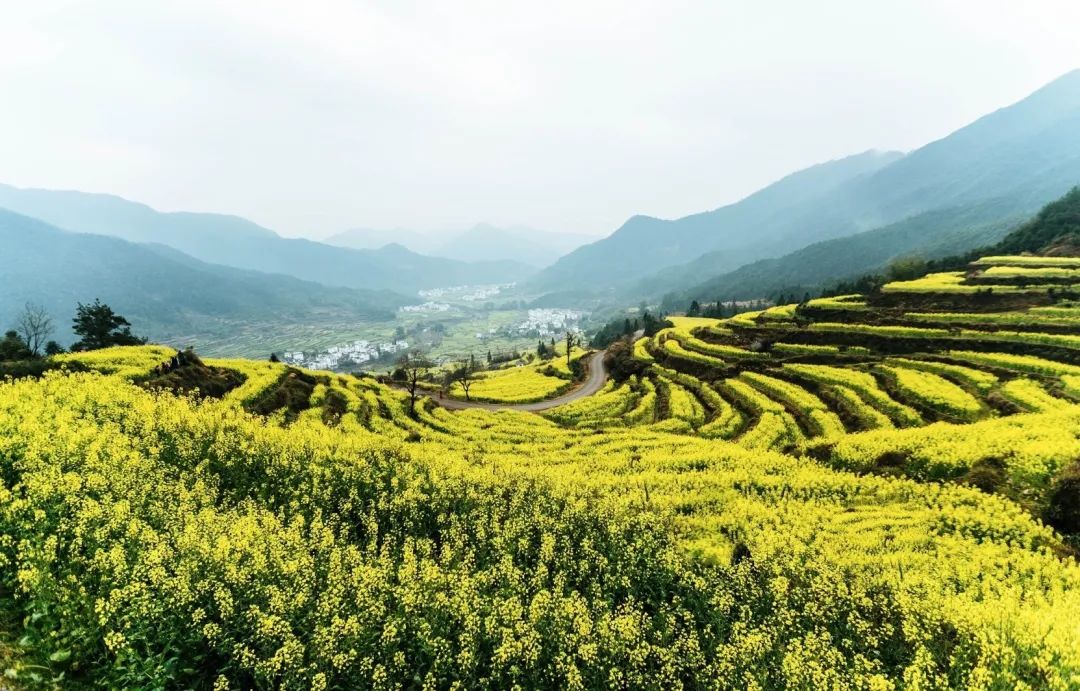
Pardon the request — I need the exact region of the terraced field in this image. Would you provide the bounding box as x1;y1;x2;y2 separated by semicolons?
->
3;254;1080;688
441;347;589;403
594;258;1080;478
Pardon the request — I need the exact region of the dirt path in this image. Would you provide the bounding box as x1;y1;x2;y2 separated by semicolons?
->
431;351;608;412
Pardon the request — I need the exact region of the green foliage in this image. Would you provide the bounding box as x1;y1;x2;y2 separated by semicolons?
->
0;330;31;361
70;299;145;351
604;339;649;382
1045;461;1080;536
994;187;1080;255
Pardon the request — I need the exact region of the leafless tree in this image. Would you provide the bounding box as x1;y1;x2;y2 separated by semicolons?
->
453;356;480;401
396;349;433;417
15;302;54;357
564;330;577;367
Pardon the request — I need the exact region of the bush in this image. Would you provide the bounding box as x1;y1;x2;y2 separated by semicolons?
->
604;339;648;382
1045;462;1080;535
0;359;88;379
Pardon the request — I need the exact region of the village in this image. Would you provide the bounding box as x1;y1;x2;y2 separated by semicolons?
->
485;308;583;340
281;338;410;371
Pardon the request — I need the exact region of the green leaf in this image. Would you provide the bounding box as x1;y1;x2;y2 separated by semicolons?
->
48;650;71;663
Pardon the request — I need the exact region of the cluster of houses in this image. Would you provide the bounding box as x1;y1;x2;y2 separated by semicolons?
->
399;301;451;313
478;308;582;340
418;283;513;302
281;338;409;371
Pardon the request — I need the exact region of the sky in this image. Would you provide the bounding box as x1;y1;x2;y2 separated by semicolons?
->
0;1;1078;240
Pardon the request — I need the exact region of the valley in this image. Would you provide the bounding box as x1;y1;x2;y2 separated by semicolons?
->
5;243;1080;686
2;26;1080;686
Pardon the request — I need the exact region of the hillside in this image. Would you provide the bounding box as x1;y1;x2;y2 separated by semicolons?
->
5;244;1080;685
532;69;1080;295
660;196;1031;306
664;186;1080;311
0;184;533;293
326;222;592;268
531;149;903;290
0;209;410;352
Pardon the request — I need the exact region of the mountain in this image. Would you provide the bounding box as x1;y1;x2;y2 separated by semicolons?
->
993;186;1080;254
533;69;1080;295
529;149;904;290
0;209;411;353
326;223;592;268
659;196;1032;308
324;227;433;252
0;184;533;293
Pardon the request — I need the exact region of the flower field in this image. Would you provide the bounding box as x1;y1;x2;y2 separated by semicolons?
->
445;347;588;403
2;254;1080;687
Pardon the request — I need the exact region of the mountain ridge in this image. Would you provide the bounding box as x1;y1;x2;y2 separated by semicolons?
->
0;184;533;293
530;70;1080;296
325;222;593;268
0;208;411;353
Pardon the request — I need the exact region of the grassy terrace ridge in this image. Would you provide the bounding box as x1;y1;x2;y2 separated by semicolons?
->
2;253;1080;687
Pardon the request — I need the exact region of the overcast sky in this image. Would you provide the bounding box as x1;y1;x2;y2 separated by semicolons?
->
1;1;1078;239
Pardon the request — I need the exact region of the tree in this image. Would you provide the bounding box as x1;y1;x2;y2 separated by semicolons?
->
450;356;480;401
44;341;65;356
395;349;433;417
687;300;701;317
885;255;928;282
564;330;577;367
269;353;281;363
15;302;53;357
604;339;647;382
70;299;145;351
0;331;32;361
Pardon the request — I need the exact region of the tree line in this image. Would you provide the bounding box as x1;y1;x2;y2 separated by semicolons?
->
1;300;144;362
590;310;672;349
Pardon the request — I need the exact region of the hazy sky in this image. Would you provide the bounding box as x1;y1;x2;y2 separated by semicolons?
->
1;1;1078;239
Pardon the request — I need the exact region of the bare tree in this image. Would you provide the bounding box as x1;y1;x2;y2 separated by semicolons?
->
395;349;433;417
452;356;480;401
564;330;577;367
15;302;54;357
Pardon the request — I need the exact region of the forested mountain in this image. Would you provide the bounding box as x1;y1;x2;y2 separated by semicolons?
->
0;184;532;293
326;223;591;268
530;149;903;289
0;209;409;348
657;196;1033;306
532;69;1080;295
664;186;1080;310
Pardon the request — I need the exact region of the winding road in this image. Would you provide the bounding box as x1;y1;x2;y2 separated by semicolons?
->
432;351;609;412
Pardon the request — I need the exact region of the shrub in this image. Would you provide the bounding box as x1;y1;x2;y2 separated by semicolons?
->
1045;462;1080;535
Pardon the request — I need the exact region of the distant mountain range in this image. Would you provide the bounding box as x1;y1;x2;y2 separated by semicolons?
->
325;223;593;268
0;209;410;352
655;198;1030;309
530;69;1080;303
4;69;1080;347
0;184;533;294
